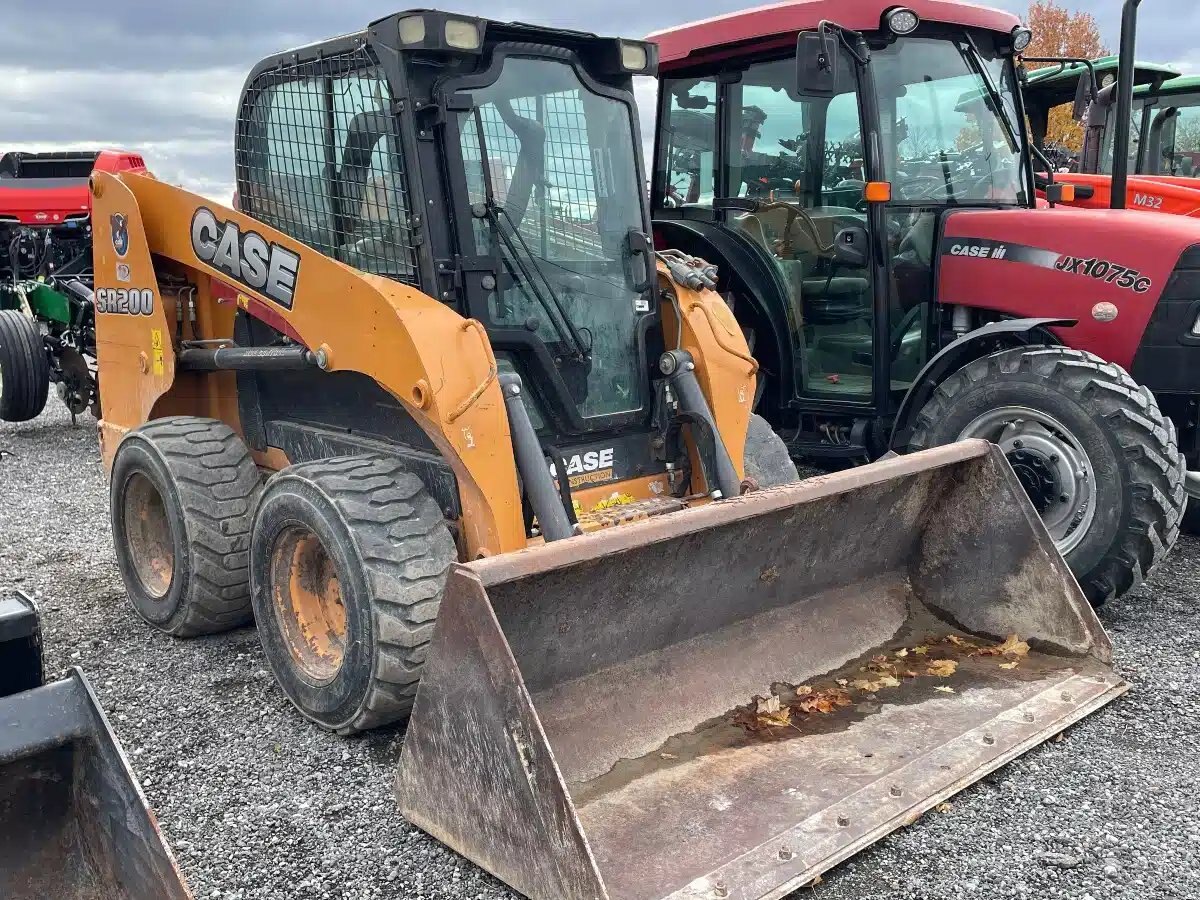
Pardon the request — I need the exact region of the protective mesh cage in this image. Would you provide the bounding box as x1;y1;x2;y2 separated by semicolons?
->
461;93;605;261
235;43;419;284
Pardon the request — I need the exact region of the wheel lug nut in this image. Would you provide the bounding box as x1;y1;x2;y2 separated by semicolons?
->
1059;494;1069;503
1013;440;1024;449
1050;454;1059;463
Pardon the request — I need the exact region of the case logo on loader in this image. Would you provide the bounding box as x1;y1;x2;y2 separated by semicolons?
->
110;213;129;258
550;447;616;489
190;207;300;310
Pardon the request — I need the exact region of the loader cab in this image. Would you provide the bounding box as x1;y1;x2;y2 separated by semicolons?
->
651;3;1035;457
235;11;660;448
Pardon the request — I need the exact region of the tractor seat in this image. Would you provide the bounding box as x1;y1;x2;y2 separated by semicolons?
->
802;276;869;324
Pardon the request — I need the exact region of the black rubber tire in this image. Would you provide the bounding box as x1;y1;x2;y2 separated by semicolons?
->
0;310;50;422
743;414;799;488
110;417;262;636
910;347;1184;606
249;455;457;734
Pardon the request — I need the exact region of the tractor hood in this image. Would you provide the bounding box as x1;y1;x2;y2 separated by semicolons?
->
938;205;1200;370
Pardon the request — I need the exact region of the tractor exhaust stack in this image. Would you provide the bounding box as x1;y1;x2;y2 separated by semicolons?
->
396;441;1126;900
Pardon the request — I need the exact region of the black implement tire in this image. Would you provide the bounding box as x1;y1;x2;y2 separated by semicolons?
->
0;310;49;422
110;418;262;636
743;414;799;488
249;455;457;734
910;347;1184;606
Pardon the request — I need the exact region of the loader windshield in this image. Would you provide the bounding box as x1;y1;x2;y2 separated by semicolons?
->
457;56;649;420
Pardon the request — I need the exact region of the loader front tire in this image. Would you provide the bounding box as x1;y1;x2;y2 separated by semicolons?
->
110;418;262;636
249;455;456;734
0;310;50;422
743;414;799;488
910;347;1184;606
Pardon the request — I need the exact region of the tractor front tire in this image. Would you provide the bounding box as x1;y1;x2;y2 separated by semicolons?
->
743;414;799;488
0;310;50;422
110;418;262;636
249;455;457;734
910;347;1184;606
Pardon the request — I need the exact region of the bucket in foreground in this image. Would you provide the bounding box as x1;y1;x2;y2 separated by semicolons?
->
0;589;190;900
396;440;1127;900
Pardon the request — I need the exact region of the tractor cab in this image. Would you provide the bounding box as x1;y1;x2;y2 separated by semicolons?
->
651;0;1033;454
1021;56;1181;177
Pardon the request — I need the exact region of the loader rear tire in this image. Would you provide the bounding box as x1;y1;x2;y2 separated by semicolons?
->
910;347;1184;606
743;414;799;488
110;418;262;636
0;310;50;423
248;455;456;734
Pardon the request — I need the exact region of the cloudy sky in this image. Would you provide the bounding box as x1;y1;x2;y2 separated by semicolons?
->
3;0;1197;202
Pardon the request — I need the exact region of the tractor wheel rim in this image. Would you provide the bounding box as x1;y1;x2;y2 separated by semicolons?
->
123;473;176;599
957;405;1097;557
270;525;347;684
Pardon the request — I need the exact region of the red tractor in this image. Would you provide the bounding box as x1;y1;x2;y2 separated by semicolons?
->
648;0;1188;604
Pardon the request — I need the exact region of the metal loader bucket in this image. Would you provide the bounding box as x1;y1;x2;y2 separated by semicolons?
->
0;590;190;900
396;440;1126;900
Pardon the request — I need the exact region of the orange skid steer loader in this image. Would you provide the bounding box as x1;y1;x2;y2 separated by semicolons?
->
89;10;1125;899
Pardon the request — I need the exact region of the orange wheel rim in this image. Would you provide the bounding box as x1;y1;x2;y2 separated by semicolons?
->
270;526;347;682
123;473;175;599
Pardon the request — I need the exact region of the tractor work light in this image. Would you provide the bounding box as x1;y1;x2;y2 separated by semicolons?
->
396;12;485;54
885;7;920;35
1012;25;1034;53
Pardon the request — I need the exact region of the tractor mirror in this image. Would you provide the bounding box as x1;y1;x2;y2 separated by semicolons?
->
1071;70;1095;122
796;31;838;98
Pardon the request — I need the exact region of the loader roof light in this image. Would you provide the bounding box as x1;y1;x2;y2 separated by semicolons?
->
885;7;920;36
620;41;650;73
397;15;426;45
397;12;485;54
1011;25;1034;53
445;18;484;52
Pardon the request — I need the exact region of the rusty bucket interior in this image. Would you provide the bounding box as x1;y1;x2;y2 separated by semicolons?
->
0;590;190;900
395;440;1127;900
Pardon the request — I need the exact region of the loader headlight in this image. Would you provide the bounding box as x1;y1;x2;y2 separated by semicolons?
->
884;7;920;36
444;18;484;51
397;12;486;54
620;41;650;72
1011;25;1034;53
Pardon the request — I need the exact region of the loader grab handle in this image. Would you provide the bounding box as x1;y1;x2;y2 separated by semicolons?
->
447;319;499;424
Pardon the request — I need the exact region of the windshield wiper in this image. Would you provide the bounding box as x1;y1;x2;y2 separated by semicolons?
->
471;107;591;361
962;36;1022;157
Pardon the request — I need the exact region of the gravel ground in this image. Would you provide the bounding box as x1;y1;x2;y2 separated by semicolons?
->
2;402;1197;900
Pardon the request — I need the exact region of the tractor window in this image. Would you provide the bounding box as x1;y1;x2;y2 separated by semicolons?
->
1152;98;1200;177
725;54;876;403
656;78;718;210
236;48;419;285
457;57;649;420
873;36;1027;205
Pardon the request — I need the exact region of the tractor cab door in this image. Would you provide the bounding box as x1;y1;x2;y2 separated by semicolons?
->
717;53;881;406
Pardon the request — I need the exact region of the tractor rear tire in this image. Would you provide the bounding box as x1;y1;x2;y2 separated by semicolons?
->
248;455;457;734
910;347;1184;606
0;310;50;423
743;414;799;488
110;418;262;636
